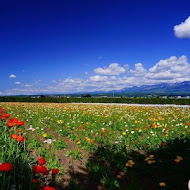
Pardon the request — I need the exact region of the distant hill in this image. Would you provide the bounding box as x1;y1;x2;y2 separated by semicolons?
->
114;81;190;96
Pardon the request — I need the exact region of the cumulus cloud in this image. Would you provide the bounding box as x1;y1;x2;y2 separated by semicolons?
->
89;75;108;82
15;82;22;85
130;63;147;76
9;74;16;78
94;63;127;75
174;16;190;38
3;56;190;95
147;55;190;81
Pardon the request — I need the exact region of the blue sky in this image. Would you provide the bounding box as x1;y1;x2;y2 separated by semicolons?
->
0;0;190;95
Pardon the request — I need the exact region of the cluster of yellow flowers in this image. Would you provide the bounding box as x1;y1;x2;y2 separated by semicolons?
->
125;160;135;167
144;154;156;164
76;139;81;145
85;137;91;143
57;120;63;124
174;155;183;163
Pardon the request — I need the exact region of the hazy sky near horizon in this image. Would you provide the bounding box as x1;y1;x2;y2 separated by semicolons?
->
0;0;190;95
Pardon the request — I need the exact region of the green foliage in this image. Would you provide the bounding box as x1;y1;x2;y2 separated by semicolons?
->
53;139;67;150
0;96;190;105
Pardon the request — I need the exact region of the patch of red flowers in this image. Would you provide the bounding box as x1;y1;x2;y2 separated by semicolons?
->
7;118;25;127
33;165;49;175
0;162;13;172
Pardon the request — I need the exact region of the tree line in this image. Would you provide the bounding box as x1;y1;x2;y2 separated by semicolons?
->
0;96;190;105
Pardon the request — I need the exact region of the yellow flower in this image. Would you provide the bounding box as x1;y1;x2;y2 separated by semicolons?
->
149;154;154;159
125;160;135;167
128;160;135;165
116;175;121;178
159;182;166;187
122;132;126;135
147;160;152;164
76;141;80;145
174;159;180;163
176;156;183;161
42;133;47;138
144;157;149;161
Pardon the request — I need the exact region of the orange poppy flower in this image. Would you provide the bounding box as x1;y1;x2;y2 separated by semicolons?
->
11;134;19;139
17;136;24;142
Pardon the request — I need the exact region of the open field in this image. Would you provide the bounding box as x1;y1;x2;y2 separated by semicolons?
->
0;102;190;190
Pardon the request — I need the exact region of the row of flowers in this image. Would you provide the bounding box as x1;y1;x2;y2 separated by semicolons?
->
0;106;59;190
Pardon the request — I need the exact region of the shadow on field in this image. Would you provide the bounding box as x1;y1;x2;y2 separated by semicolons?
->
63;137;190;190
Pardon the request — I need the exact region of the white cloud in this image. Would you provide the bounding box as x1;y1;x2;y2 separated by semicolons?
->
3;56;190;95
24;84;33;87
94;63;127;75
9;74;16;78
15;82;22;85
147;55;190;81
89;75;108;82
174;16;190;38
0;92;2;95
51;80;56;83
85;72;89;75
130;63;147;76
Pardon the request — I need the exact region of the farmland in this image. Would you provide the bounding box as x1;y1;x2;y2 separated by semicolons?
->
0;102;190;190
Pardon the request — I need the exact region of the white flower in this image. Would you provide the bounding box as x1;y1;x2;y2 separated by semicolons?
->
131;131;134;134
43;139;52;144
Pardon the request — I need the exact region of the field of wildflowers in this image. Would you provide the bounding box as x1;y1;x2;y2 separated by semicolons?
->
0;102;190;190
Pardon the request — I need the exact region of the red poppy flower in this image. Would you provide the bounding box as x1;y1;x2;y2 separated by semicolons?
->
0;162;13;172
11;134;19;139
43;186;55;190
3;114;10;119
17;136;24;142
38;156;46;165
52;168;59;175
35;166;48;175
7;122;14;127
9;118;19;123
161;142;165;147
16;121;25;126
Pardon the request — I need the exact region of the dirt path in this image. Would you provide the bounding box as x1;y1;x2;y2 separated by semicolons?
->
71;102;190;108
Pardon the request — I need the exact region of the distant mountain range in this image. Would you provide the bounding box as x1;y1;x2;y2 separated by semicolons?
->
88;81;190;97
112;81;190;96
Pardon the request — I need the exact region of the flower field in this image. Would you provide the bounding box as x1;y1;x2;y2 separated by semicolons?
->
0;102;190;190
